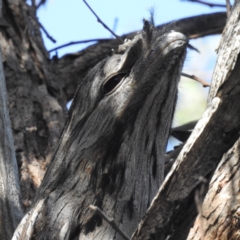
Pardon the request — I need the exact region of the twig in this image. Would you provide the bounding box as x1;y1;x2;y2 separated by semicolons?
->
188;43;200;53
48;38;110;53
182;0;226;8
225;0;232;17
31;0;36;7
37;0;47;9
30;0;37;14
181;72;210;87
111;18;119;37
83;0;123;43
89;205;130;240
39;22;56;43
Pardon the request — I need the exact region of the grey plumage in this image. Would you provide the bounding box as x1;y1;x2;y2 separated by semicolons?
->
15;22;188;240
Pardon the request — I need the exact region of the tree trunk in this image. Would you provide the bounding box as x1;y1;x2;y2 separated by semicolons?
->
0;1;23;239
0;0;67;213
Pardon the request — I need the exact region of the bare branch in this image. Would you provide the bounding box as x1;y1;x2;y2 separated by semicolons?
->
37;0;47;9
187;43;200;52
89;205;130;240
111;18;119;36
83;0;123;43
181;72;210;87
182;0;226;8
31;0;36;7
39;22;56;43
48;38;110;53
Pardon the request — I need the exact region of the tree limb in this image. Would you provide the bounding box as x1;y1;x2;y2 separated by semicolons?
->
49;38;110;53
182;0;226;8
181;72;210;87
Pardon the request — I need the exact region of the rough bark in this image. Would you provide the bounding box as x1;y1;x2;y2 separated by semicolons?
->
186;3;240;239
132;1;240;239
0;1;23;239
0;0;66;210
187;139;240;240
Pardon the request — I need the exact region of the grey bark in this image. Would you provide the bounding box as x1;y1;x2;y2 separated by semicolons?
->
187;2;240;238
0;0;66;210
187;139;240;239
132;1;240;239
0;1;23;239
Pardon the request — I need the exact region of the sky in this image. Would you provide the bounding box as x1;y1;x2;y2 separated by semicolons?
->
36;0;225;56
35;0;227;149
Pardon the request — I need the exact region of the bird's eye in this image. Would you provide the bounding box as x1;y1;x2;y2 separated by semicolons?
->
103;73;126;95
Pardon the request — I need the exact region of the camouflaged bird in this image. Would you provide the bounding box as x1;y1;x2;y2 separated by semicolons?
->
13;21;188;240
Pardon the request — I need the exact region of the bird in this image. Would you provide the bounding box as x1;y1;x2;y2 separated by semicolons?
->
14;21;188;240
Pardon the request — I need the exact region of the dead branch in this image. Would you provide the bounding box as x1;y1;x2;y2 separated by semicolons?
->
181;72;210;87
37;0;47;9
49;38;110;53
